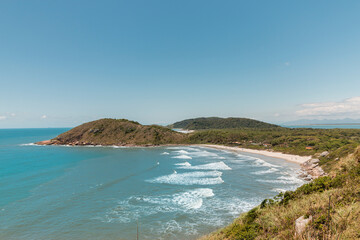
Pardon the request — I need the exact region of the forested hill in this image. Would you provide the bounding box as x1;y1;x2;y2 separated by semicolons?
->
36;118;186;146
170;117;280;130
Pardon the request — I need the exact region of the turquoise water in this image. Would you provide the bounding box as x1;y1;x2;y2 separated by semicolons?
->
0;129;304;240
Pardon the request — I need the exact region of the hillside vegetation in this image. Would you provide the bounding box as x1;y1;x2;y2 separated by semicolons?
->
45;118;186;146
186;128;360;161
170;117;280;130
200;147;360;240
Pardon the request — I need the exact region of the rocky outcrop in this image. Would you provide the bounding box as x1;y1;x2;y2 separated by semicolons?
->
36;140;61;145
301;158;326;180
295;215;312;236
320;151;330;157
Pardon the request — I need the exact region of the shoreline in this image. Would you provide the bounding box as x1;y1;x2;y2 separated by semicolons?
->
198;144;325;181
36;141;310;164
198;144;311;164
34;141;323;179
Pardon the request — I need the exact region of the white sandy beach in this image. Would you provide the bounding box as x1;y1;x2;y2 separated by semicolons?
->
199;144;311;164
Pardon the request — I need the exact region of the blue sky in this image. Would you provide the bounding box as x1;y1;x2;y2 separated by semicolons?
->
1;0;360;127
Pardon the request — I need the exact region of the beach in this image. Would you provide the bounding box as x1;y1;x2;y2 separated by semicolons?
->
199;144;312;164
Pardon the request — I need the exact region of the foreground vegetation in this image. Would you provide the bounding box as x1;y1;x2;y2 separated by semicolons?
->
200;147;360;240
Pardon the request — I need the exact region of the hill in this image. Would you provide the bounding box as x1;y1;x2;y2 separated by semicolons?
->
36;118;186;146
170;117;280;130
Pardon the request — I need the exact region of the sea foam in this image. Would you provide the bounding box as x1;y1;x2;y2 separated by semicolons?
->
251;167;279;175
137;188;215;210
174;150;190;154
175;162;192;167
176;161;232;170
147;171;224;185
172;155;192;159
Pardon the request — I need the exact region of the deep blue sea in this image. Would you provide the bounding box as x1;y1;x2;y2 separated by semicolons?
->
0;129;305;240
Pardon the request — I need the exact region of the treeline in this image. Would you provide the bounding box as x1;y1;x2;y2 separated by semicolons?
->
187;128;360;157
170;117;280;130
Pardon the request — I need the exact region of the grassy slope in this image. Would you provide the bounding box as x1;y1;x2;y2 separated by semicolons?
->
200;147;360;240
170;117;280;130
53;118;186;145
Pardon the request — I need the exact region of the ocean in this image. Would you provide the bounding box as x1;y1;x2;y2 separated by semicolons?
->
0;129;305;240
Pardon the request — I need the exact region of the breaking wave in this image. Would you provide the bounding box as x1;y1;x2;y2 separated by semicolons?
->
147;171;224;185
176;161;232;170
172;155;192;159
251;167;279;175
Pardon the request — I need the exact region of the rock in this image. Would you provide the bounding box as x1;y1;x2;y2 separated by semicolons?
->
295;215;312;236
301;158;327;180
298;172;308;178
311;158;320;164
304;175;313;181
320;151;330;157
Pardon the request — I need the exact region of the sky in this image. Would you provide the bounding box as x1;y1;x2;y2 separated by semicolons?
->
1;0;360;128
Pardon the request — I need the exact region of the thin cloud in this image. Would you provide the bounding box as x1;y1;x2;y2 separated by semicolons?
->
41;115;47;119
296;96;360;118
0;116;6;120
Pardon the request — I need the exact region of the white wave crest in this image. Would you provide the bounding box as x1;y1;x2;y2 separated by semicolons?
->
175;162;192;167
172;155;192;159
147;171;224;185
188;150;219;158
137;188;214;210
172;188;214;209
161;152;170;155
177;161;231;170
271;188;287;193
19;143;36;146
174;150;190;154
258;175;304;185
254;159;279;168
251;167;279;175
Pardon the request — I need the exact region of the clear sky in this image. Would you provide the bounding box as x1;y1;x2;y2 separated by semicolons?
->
1;0;360;128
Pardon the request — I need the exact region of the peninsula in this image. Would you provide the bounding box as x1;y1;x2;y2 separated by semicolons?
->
37;118;186;146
